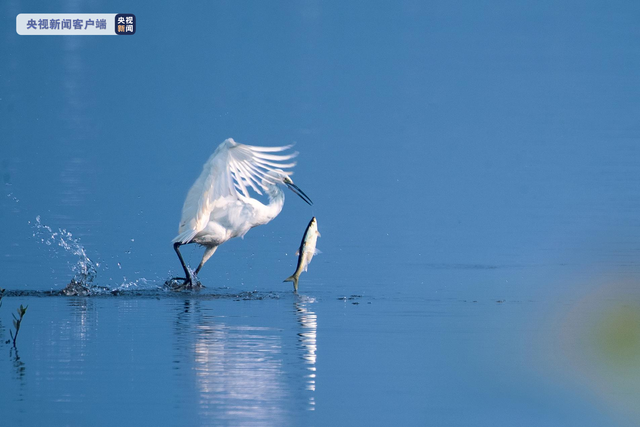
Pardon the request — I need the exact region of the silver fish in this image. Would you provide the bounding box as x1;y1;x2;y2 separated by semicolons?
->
284;217;320;292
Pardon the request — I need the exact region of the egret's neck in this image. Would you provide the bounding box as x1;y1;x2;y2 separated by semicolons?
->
264;185;285;221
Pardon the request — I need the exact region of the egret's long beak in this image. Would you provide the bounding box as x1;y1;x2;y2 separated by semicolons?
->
287;183;313;205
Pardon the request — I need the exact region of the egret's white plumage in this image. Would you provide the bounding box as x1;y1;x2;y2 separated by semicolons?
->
172;138;312;287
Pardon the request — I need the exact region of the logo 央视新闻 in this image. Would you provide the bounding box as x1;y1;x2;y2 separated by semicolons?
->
115;14;135;35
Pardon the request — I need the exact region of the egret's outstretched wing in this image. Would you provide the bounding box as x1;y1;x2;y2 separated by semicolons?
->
173;138;297;244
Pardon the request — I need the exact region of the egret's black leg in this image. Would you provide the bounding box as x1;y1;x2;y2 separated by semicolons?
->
173;243;194;286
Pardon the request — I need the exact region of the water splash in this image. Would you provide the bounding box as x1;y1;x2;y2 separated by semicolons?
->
31;215;98;287
29;216;163;294
116;277;153;292
6;192;19;203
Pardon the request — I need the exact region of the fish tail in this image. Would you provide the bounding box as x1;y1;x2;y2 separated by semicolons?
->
283;274;299;292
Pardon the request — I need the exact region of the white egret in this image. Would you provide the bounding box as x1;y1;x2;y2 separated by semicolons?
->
171;138;313;288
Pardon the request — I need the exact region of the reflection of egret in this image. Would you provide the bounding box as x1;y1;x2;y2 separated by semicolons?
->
296;299;318;409
171;300;289;424
172;138;313;288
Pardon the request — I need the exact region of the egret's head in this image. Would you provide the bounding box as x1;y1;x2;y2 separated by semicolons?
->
263;169;313;205
263;169;290;185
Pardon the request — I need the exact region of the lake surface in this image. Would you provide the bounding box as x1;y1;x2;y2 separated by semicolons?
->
2;0;640;425
2;267;640;426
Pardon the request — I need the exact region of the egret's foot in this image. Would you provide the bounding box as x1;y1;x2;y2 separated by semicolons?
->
164;276;204;291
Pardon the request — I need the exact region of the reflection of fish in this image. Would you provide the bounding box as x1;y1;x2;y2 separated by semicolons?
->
284;217;320;292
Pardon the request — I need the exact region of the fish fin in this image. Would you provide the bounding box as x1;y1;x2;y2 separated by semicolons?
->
317;231;321;237
295;249;299;256
283;275;299;292
314;248;322;255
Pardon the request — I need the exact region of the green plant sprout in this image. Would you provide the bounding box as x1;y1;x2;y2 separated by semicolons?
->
9;305;28;348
